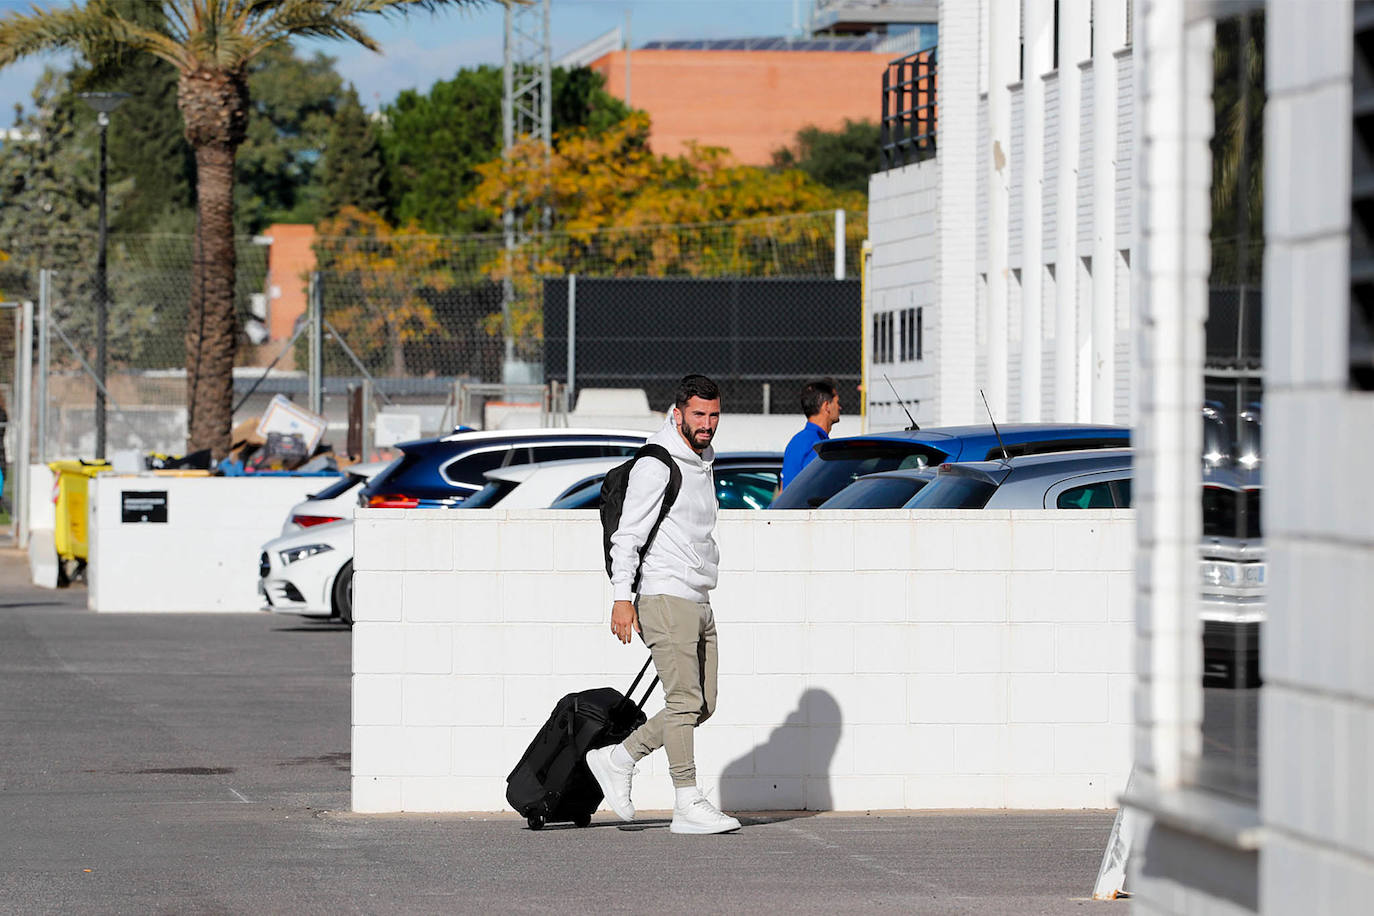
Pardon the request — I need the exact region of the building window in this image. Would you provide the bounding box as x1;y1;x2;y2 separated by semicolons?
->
1353;7;1374;388
898;307;919;362
873;311;895;364
1019;0;1026;80
1194;7;1265;800
916;307;924;361
1052;0;1061;70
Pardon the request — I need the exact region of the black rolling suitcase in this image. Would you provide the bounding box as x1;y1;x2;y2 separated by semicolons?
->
505;657;658;830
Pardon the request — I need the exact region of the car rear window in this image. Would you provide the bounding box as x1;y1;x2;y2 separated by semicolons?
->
1056;481;1118;509
459;479;520;509
442;448;512;488
821;476;930;509
309;473;362;501
771;444;946;508
716;470;781;510
550;480;602;509
907;476;998;509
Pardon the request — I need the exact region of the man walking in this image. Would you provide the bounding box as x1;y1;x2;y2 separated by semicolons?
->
781;378;842;488
585;374;740;835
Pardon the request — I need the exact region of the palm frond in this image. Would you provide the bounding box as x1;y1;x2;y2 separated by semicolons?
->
0;0;189;70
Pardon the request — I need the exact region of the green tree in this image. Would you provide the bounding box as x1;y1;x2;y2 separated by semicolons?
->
67;1;194;235
236;43;348;230
1210;11;1264;287
321;84;386;217
0;0;493;458
771;119;882;194
381;65;632;233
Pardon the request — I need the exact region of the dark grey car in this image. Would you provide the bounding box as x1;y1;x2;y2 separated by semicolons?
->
822;449;1134;510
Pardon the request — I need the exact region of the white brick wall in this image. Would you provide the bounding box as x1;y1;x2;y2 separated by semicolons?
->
352;508;1136;813
1259;1;1374;911
86;476;322;612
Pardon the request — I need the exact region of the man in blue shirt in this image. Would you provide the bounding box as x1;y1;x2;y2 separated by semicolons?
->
781;378;842;488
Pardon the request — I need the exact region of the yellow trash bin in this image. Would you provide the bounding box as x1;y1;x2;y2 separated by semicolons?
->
50;459;111;562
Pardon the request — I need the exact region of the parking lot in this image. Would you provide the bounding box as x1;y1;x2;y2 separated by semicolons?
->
0;550;1120;914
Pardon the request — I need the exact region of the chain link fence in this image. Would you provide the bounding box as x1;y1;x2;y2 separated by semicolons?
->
2;210;864;469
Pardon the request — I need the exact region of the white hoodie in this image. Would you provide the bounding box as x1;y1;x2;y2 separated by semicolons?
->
609;411;719;603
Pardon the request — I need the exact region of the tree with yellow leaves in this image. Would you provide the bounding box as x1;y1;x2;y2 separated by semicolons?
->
313;207;452;377
463;112;865;343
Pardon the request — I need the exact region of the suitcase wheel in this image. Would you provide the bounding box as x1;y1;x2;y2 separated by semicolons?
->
573;813;591;828
527;815;545;831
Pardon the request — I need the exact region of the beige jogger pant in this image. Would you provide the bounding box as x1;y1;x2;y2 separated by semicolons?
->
623;593;718;788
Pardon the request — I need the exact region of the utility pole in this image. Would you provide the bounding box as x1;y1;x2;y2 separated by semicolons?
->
502;0;552;385
78;91;128;460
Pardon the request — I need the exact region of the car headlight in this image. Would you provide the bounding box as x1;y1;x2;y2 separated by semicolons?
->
280;544;334;565
1200;560;1240;587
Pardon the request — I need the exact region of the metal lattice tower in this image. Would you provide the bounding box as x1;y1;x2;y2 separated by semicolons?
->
500;0;552;382
503;0;552;154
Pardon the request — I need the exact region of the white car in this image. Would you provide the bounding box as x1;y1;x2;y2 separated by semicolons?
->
259;458;623;624
281;460;394;535
259;520;356;623
459;456;627;510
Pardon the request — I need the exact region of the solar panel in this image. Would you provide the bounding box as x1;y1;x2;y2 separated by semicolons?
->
638;35;880;53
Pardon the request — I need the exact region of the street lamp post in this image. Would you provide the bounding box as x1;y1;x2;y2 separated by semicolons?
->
78;91;128;460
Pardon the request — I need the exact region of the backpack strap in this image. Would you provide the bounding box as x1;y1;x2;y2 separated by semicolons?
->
628;444;682;594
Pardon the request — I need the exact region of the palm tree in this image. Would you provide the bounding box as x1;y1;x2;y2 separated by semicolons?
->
0;0;493;458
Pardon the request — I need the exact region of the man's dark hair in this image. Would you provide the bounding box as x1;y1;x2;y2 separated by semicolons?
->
799;378;839;418
674;374;721;408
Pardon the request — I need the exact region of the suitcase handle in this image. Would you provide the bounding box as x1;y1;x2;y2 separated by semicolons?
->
626;656;659;710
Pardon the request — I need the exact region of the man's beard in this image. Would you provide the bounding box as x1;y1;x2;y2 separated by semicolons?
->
680;418;714;453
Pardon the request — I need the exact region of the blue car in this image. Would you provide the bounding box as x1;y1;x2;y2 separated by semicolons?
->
359;428;647;509
770;423;1131;509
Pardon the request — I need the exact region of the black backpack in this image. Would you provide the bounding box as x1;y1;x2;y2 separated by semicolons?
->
600;444;682;592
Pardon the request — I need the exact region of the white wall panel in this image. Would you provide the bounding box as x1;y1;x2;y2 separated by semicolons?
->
352;508;1136;813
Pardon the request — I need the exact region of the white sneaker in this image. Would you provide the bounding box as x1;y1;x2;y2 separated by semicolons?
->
585;746;637;821
670;791;741;835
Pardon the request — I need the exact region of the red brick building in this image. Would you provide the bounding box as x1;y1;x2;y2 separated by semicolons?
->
588;45;893;164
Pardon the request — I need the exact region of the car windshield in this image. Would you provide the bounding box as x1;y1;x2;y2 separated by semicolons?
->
907;475;998;509
771;444;943;508
309;473;362;501
820;476;930;509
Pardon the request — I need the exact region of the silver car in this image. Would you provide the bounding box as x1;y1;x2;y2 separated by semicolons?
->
822;449;1134;510
1199;467;1264;687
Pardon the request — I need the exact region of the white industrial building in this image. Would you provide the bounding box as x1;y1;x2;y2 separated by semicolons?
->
865;0;1135;430
869;0;1374;911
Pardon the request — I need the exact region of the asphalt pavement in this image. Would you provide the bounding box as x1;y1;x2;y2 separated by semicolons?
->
0;548;1120;915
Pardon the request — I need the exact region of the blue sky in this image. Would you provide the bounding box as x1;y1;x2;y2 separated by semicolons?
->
0;0;809;127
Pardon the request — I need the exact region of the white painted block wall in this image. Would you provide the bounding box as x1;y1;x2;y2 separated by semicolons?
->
351;508;1135;814
87;475;324;612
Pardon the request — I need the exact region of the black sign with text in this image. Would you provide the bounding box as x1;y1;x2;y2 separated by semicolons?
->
121;490;168;523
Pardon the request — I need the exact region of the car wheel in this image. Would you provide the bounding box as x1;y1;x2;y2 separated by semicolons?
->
332;560;354;626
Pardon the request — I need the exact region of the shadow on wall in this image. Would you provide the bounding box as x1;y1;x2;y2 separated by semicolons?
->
719;688;841;812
